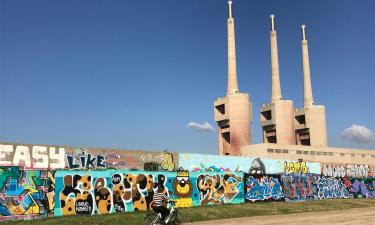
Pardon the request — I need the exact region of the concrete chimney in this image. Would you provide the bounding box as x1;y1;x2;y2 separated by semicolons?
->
270;15;282;102
227;0;239;95
301;25;314;107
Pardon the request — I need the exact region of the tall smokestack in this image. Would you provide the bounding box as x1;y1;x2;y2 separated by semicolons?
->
270;15;282;102
301;25;314;107
227;0;239;95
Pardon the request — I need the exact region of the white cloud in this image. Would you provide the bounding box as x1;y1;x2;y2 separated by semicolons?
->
187;122;215;132
342;124;375;144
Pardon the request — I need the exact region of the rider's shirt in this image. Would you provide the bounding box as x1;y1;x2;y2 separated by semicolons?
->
154;192;169;207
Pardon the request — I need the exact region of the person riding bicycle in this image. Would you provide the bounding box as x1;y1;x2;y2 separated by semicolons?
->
152;183;175;224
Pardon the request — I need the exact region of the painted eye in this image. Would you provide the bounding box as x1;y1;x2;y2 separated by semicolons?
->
177;177;183;181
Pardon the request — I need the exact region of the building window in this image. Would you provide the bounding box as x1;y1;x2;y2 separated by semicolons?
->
316;152;321;155
328;152;333;156
310;151;315;155
282;149;289;154
275;149;281;153
267;149;274;153
296;150;302;154
340;153;345;157
372;155;375;158
351;153;355;157
361;154;366;158
303;151;308;155
323;152;328;156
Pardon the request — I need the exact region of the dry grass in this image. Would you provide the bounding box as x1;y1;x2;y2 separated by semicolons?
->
3;199;375;225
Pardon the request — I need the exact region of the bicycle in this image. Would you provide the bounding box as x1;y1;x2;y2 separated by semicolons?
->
144;200;188;225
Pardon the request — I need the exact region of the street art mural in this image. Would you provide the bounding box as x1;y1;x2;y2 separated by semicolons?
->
1;142;375;221
196;172;243;205
244;174;283;202
284;161;309;174
54;170;244;216
345;178;375;198
0;144;179;171
316;177;350;199
281;174;317;201
0;144;65;169
322;164;371;178
0;167;55;221
179;153;321;174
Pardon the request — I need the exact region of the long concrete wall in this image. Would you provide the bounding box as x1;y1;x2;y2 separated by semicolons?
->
0;143;374;221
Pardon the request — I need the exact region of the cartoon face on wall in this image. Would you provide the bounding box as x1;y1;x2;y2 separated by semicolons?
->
172;170;193;207
249;158;266;175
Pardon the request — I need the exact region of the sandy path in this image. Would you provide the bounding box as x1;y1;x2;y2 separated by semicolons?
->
191;207;375;225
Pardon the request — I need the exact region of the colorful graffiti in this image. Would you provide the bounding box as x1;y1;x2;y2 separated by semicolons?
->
179;153;321;174
284;161;309;174
322;164;370;178
0;167;55;220
196;173;243;205
281;174;317;201
1;144;375;222
346;178;375;198
54;170;243;216
66;149;106;170
0;144;65;169
316;177;349;199
244;175;283;202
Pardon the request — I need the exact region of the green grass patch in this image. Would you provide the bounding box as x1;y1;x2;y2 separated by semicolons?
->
3;199;375;225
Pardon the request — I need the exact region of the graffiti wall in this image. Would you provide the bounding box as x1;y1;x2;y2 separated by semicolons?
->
0;167;55;221
322;164;372;178
179;153;321;174
0;144;178;171
244;174;283;202
53;170;244;216
1;142;375;221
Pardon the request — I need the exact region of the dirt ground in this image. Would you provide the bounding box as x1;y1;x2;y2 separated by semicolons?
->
191;207;375;225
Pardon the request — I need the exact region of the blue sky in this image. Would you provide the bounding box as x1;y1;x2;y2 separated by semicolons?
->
0;0;374;154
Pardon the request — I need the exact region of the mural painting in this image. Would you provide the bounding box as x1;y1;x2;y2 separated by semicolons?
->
345;177;375;198
54;170;243;216
0;167;55;221
281;174;317;201
196;172;243;205
322;164;371;178
179;153;321;174
244;174;283;202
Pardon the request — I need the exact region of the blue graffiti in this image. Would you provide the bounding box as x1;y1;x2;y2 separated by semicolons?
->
245;176;283;201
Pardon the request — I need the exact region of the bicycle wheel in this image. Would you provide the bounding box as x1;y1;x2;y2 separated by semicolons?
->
144;213;160;225
173;211;190;225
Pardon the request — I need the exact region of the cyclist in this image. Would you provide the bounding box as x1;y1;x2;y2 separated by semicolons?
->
152;183;175;224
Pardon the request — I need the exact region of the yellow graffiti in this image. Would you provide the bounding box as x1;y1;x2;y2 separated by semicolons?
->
175;198;193;208
160;153;175;171
284;161;308;174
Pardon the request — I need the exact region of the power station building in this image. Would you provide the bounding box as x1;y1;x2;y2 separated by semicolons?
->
215;1;375;165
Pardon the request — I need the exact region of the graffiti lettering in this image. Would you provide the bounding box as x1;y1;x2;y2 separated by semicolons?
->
284;161;308;174
66;153;106;170
0;167;54;220
244;175;283;202
346;164;369;178
0;145;65;169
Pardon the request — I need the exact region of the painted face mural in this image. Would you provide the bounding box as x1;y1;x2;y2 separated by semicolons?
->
248;158;266;175
0;167;55;220
172;170;193;207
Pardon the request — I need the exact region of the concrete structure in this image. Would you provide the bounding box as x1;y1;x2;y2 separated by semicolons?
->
241;143;375;165
294;25;328;147
260;15;295;145
214;1;252;156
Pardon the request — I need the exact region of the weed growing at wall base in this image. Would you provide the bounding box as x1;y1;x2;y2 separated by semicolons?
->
1;199;374;225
